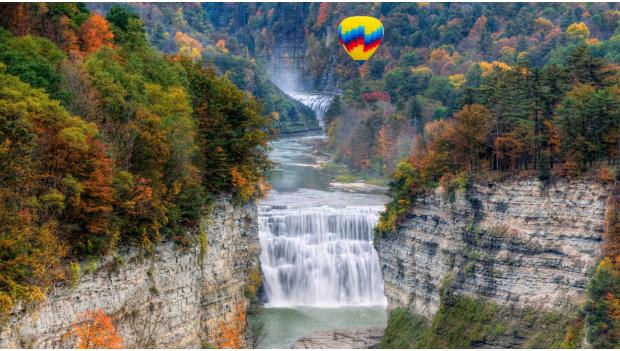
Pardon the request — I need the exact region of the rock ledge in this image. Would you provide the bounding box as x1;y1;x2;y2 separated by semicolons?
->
291;328;384;349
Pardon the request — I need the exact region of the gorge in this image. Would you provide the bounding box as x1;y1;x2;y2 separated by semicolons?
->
251;93;389;348
1;3;619;349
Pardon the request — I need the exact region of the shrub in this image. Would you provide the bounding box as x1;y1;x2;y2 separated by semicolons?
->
69;262;81;288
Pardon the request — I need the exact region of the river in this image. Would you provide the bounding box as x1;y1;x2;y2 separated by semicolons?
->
249;93;388;348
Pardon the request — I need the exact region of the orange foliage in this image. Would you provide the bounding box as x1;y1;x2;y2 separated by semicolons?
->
70;309;124;349
428;48;461;75
377;127;392;162
216;39;228;54
599;166;615;182
230;166;255;202
411;119;456;179
494;134;525;171
80;138;114;235
218;304;246;348
451;104;492;171
79;14;114;55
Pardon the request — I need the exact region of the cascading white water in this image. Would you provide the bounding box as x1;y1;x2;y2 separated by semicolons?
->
288;93;334;127
258;91;387;308
259;204;387;306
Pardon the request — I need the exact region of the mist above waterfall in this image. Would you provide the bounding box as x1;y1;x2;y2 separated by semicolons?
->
270;66;304;93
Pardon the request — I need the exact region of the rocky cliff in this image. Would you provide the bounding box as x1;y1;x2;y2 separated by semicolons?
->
378;178;609;319
0;198;260;348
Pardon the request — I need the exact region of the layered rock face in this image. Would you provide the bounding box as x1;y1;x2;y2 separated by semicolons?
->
0;198;260;348
378;179;609;317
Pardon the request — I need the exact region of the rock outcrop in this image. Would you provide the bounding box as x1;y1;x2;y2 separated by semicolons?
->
0;198;260;348
377;178;609;318
292;328;384;349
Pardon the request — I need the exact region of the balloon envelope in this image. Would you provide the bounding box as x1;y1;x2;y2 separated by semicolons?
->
338;16;384;63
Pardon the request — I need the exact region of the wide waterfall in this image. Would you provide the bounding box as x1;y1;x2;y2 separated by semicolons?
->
258;91;387;308
259;204;387;306
288;93;334;127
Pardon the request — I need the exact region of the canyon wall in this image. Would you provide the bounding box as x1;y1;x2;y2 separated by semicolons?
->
378;178;609;318
0;198;260;348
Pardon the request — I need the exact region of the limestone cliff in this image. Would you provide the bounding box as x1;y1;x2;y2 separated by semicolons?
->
0;198;260;348
377;178;609;320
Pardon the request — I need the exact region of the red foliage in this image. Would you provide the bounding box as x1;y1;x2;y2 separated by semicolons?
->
315;3;330;28
362;91;391;103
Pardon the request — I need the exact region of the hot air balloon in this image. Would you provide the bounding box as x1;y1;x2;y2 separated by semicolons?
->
338;16;384;64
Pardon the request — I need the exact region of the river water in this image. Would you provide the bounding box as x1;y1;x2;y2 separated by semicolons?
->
250;93;388;348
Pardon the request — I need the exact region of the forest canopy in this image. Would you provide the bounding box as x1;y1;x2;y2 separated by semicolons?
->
0;3;272;317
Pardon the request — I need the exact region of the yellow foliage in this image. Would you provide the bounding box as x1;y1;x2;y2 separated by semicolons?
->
448;74;465;89
411;65;432;75
244;266;263;300
0;292;12;316
479;61;511;77
566;22;590;40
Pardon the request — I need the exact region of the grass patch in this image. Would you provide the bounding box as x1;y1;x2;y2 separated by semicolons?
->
320;161;388;186
380;308;432;348
381;292;579;348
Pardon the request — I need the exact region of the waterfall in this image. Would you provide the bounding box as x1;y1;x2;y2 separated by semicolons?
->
258;92;387;308
259;204;387;307
288;93;334;127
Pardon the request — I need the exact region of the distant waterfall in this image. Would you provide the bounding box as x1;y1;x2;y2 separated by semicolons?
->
259;204;387;307
288;93;334;127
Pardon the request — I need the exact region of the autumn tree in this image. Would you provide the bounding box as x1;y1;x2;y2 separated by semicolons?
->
566;22;591;41
79;13;114;55
70;309;124;349
450;104;492;172
181;59;272;202
175;32;203;60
